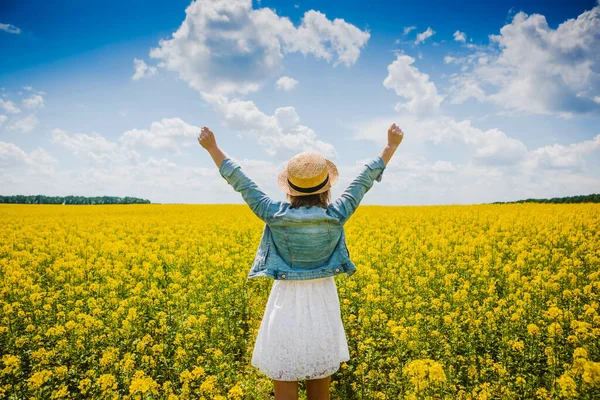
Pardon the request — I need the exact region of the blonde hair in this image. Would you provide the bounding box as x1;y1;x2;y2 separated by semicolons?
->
287;190;330;209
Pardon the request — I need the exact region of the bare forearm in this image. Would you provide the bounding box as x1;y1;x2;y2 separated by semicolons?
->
378;144;398;166
207;145;228;169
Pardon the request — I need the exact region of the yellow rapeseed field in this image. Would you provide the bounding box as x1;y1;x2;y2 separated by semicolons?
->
1;203;599;399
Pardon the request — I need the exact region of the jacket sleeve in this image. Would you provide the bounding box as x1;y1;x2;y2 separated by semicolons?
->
328;156;386;224
219;157;281;224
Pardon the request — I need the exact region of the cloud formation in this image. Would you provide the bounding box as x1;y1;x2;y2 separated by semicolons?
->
447;4;600;117
453;30;466;42
415;27;435;44
0;23;20;34
354;49;600;204
147;0;369;95
0;99;21;114
132;58;158;80
403;26;416;35
276;76;299;91
51;129;137;165
383;54;443;117
22;94;44;109
8;114;38;133
201;92;337;160
119;118;201;153
0;142;57;179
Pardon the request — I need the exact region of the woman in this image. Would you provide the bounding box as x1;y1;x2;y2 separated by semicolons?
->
198;123;404;400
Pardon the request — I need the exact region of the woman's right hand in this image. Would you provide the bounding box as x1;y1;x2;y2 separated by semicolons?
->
388;123;404;147
198;126;217;150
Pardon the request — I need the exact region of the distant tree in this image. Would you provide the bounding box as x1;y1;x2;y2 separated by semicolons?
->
491;193;600;204
0;195;151;204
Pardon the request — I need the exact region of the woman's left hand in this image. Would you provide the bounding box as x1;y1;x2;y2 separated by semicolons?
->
197;126;217;150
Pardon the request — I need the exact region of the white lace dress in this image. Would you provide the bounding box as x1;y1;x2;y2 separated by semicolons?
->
251;276;351;381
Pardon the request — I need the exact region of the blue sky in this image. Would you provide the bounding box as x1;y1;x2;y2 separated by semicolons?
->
1;0;599;205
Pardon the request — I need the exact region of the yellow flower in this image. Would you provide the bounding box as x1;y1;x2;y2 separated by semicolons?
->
52;384;69;398
557;372;578;398
129;370;159;395
548;322;563;337
77;378;92;395
546;306;562;320
582;361;600;387
97;374;118;392
200;375;218;394
27;369;52;390
120;352;136;374
1;355;20;375
509;340;525;353
227;384;244;399
100;347;119;369
191;366;206;380
402;359;446;391
527;323;540;336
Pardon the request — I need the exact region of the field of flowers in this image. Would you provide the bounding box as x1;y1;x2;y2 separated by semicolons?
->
1;203;599;399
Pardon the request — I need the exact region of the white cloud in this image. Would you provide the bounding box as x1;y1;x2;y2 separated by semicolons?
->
119;118;200;153
201;92;337;160
447;74;488;104
0;99;21;114
2;132;293;204
378;50;600;176
421;117;528;165
523;134;600;171
132;58;158;80
444;56;456;64
370;56;529;166
8;114;38;133
353;114;527;166
0;142;57;178
453;30;466;42
415;27;435;45
276;76;299;91
22;94;45;109
0;115;6;126
148;0;369;95
447;4;600;116
431;160;456;173
0;142;29;167
351;115;600;204
0;152;289;204
52;118;201;164
22;86;46;95
0;139;204;203
52;129;116;156
385;53;536;166
403;26;416;35
51;128;141;165
383;54;443;117
0;23;20;34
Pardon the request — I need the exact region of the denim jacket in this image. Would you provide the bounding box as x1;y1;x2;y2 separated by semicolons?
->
219;155;387;280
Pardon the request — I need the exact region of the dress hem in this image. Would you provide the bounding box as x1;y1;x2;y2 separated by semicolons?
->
251;356;350;381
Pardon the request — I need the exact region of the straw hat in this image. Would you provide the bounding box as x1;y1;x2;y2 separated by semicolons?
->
278;152;339;196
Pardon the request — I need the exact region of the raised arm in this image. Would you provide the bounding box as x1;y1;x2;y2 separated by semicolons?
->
198;126;280;223
328;123;403;224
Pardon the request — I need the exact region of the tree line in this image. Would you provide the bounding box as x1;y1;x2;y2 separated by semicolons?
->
0;195;151;205
491;193;600;204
